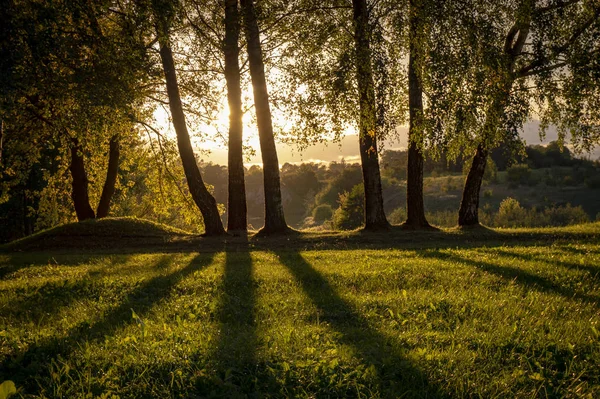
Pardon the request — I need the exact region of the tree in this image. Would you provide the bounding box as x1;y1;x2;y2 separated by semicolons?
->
224;0;248;233
425;0;600;226
350;0;390;230
403;0;430;228
458;1;531;226
151;0;226;236
240;0;289;234
0;0;147;223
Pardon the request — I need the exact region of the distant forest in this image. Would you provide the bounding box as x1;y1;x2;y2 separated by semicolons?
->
3;140;598;242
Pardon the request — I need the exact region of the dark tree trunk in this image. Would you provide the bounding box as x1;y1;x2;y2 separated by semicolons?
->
458;144;488;226
0;119;4;165
224;0;247;233
404;0;430;229
351;0;389;231
240;0;288;234
154;14;226;236
458;20;529;227
96;135;120;218
69;141;95;221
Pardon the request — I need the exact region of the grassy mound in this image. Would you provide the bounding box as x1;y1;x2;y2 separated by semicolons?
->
2;217;191;251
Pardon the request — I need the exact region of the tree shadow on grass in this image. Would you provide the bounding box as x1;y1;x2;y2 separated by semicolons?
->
274;250;446;398
0;253;133;280
2;255;176;326
419;250;600;307
0;252;216;393
193;249;260;397
491;248;600;278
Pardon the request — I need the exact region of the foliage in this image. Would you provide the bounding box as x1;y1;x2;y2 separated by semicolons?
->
0;381;16;399
494;198;589;228
388;207;407;225
506;164;532;186
311;204;333;224
495;197;529;227
332;184;364;230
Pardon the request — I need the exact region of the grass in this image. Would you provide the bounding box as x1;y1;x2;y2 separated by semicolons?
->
1;222;600;397
1;217;190;252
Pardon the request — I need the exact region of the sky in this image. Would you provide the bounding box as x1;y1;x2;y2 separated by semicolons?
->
153;99;600;168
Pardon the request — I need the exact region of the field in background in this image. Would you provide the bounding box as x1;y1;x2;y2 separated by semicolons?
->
1;222;600;397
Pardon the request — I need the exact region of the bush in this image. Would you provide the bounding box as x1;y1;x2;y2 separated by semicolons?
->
332;184;364;230
483;189;493;198
388;207;407;225
495;197;528;227
312;204;333;224
493;197;589;228
541;204;588;226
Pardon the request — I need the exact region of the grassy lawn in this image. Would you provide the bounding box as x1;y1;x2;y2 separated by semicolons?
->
1;222;600;398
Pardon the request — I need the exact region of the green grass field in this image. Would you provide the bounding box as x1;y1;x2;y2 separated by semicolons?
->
1;220;600;398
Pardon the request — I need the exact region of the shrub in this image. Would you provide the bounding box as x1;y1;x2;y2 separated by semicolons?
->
483;189;493;198
495;197;528;227
332;184;364;230
542;204;588;226
312;204;333;224
388;207;407;225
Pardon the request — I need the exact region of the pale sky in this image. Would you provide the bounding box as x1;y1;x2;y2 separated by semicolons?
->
152;98;599;167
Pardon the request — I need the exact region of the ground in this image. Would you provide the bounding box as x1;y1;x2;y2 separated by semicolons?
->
1;220;600;398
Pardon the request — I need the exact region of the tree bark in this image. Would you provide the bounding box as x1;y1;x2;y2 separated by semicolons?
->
154;12;226;236
0;118;4;165
96;135;119;218
69;140;95;221
458;144;488;226
351;0;389;231
404;0;430;228
240;0;288;234
224;0;247;234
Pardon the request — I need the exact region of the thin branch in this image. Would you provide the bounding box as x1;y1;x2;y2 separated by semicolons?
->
518;6;600;77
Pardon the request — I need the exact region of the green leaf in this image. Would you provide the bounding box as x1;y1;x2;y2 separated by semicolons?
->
0;381;17;399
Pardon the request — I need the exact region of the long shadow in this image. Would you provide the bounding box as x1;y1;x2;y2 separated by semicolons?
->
491;248;600;277
0;252;216;393
194;250;260;396
3;255;177;326
274;250;446;398
0;253;132;280
419;250;600;307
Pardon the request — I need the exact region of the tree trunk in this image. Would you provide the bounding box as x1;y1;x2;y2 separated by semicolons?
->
69;140;95;221
458;144;488;226
240;0;288;234
0;119;4;165
351;0;389;231
96;135;120;218
154;13;226;236
458;20;529;227
224;0;247;234
404;0;430;228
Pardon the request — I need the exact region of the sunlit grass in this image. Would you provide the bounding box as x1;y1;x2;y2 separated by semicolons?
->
1;227;599;397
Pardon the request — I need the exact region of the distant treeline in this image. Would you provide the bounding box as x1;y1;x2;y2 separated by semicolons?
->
3;140;597;243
